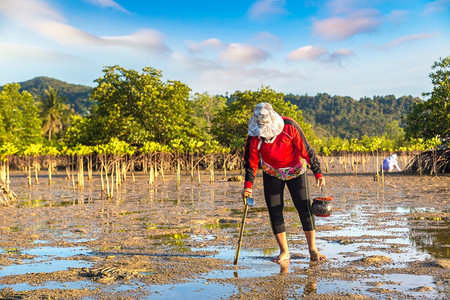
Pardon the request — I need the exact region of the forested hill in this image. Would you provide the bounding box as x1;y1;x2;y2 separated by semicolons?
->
17;77;93;115
285;93;423;139
3;76;423;139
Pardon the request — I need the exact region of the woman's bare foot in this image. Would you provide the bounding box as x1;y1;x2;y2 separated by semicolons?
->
272;251;290;263
279;259;290;274
309;249;327;261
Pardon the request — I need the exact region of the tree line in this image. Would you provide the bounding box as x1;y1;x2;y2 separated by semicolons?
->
285;93;421;139
0;57;448;186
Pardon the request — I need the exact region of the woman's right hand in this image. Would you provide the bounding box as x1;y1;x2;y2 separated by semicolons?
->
241;188;252;199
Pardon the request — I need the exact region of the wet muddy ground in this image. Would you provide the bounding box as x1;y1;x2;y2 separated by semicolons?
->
0;164;449;299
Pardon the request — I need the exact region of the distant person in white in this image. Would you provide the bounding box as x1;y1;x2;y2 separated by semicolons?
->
383;154;402;172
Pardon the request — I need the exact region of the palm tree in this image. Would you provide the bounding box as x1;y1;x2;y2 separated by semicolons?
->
40;87;72;141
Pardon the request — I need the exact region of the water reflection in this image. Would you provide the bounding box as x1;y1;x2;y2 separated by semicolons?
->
409;218;450;258
3;172;449;298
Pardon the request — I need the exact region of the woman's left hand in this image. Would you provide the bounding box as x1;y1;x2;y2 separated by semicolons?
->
316;177;325;188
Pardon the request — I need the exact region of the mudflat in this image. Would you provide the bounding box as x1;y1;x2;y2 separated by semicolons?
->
0;169;448;299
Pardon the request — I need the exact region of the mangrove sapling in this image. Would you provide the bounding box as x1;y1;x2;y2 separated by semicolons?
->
195;150;205;185
65;159;70;180
71;155;76;191
362;155;367;172
33;156;40;185
221;148;231;180
100;161;105;194
190;154;194;181
0;182;16;206
141;141;163;186
94;144;108;195
170;139;185;189
27;165;31;187
185;138;204;182
77;154;84;189
149;158;155;186
130;159;136;183
88;153;93;182
43;145;59;186
209;156;214;184
47;159;52;186
0;143;18;190
177;160;181;188
320;146;331;173
0;162;5;188
142;155;148;174
160;156;165;183
21;144;42;187
203;140;220;184
114;158;121;188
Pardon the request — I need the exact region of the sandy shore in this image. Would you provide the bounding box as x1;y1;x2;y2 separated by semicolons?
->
0;169;449;299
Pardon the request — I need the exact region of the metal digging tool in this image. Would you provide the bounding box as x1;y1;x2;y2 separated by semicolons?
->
233;197;255;266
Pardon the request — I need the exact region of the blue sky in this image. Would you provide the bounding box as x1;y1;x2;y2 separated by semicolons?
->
0;0;449;99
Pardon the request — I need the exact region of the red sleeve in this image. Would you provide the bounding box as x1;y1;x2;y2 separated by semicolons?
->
243;136;259;189
285;118;323;178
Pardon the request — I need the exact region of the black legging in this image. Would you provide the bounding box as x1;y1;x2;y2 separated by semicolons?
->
263;172;315;234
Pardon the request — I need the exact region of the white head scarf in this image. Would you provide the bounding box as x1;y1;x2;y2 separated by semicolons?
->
248;103;284;142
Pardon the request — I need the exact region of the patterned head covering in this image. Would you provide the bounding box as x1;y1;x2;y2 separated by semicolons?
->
248;103;284;141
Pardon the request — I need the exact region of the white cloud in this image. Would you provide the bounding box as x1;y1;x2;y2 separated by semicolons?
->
0;0;167;53
424;0;450;15
103;29;169;53
386;9;409;23
218;43;269;65
313;9;381;41
287;45;354;66
0;42;77;61
251;32;283;52
248;0;287;20
84;0;129;13
187;38;226;54
287;45;328;61
0;0;65;23
323;48;354;65
378;33;437;50
192;66;303;95
169;52;222;72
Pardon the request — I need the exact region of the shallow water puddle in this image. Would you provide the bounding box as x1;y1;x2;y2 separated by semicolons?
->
0;246;92;277
311;274;441;299
0;259;92;277
147;281;237;299
0;281;96;292
23;246;90;257
1;173;448;299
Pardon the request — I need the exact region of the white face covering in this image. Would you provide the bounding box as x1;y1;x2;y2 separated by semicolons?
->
261;135;276;144
248;103;284;139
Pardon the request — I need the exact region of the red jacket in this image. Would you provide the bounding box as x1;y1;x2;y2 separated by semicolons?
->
244;117;322;189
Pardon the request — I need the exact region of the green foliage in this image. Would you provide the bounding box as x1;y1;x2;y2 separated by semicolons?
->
40;87;73;141
285;93;421;139
15;76;93;116
42;145;60;156
141;141;162;154
21;143;44;157
0;143;18;161
62;115;91;147
405;56;450;146
384;120;405;141
79;65;198;145
211;86;308;149
189;92;226;140
72;144;94;156
184;137;205;154
0;83;43;147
